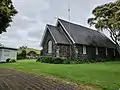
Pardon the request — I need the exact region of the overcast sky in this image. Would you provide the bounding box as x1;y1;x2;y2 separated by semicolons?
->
0;0;114;49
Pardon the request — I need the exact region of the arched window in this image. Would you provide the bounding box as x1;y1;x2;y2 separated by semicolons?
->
48;40;52;54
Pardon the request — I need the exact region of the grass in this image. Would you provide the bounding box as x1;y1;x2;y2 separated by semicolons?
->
0;60;120;90
17;48;40;54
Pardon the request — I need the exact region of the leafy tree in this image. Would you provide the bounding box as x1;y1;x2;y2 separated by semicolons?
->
21;50;26;59
0;0;17;34
88;0;120;54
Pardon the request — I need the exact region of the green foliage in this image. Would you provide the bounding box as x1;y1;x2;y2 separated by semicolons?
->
88;0;120;31
21;50;26;59
6;58;16;63
0;0;18;34
88;0;120;53
0;60;120;90
17;50;27;60
36;56;64;64
9;59;16;63
17;48;40;60
52;57;64;64
37;56;115;64
17;48;40;55
6;58;11;62
63;60;71;64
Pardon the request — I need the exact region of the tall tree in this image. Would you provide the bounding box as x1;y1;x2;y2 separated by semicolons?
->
88;0;120;54
0;0;17;34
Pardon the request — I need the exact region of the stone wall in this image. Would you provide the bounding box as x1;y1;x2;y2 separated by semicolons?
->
57;44;70;59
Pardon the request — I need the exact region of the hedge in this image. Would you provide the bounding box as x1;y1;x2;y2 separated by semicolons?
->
36;56;90;64
36;56;114;64
36;56;64;64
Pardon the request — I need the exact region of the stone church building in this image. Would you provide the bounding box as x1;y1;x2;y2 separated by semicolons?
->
40;18;119;60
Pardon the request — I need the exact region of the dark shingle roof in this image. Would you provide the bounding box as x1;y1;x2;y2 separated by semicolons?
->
47;25;70;44
58;19;116;48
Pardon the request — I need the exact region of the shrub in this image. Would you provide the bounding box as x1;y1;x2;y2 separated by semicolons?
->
52;57;64;64
37;56;52;63
6;58;11;63
37;56;95;64
36;57;40;62
36;56;64;64
37;56;112;64
63;60;71;64
9;59;16;63
36;56;92;64
40;56;53;63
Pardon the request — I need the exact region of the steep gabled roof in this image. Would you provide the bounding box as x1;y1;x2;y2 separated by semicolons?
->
58;19;116;48
47;25;70;44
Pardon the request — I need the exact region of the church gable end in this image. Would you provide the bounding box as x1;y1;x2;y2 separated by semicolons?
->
41;28;56;56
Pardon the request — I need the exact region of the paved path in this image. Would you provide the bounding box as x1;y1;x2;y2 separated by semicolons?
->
0;68;78;90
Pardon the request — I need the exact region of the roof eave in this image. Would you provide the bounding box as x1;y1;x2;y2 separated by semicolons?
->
0;47;18;50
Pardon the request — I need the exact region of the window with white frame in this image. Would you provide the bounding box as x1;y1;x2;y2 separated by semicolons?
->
83;45;86;54
48;40;52;54
105;48;108;55
96;47;98;55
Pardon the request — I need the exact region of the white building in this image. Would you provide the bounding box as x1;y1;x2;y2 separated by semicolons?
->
0;46;17;62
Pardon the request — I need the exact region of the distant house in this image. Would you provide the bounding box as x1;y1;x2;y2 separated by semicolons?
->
0;46;17;62
40;18;119;60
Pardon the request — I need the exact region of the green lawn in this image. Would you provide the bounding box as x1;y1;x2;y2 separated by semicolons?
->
0;60;120;90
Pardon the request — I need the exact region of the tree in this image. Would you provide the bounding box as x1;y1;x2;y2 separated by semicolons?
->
21;50;27;59
88;0;120;54
0;0;17;34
